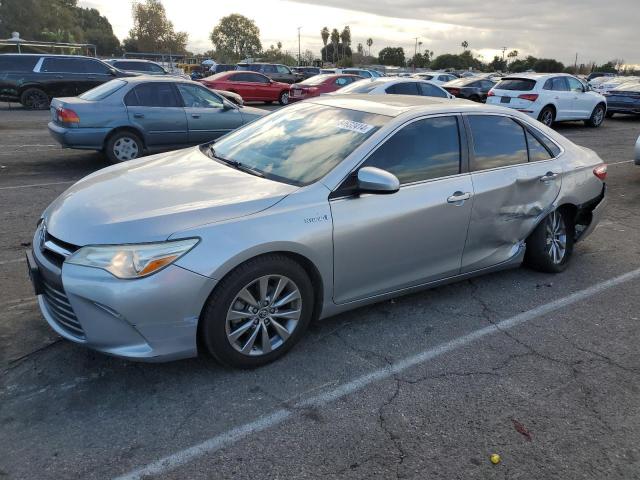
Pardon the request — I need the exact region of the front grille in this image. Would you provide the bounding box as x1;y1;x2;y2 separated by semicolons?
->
42;280;85;339
41;229;79;268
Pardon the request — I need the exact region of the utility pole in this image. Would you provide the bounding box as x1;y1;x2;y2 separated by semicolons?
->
501;46;507;61
574;52;578;74
297;27;302;66
413;37;419;71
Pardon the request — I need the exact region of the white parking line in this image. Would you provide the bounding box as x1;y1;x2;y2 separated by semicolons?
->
113;267;640;480
608;160;633;166
0;180;75;191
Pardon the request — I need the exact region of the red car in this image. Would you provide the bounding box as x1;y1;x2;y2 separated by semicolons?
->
289;74;363;102
200;71;291;105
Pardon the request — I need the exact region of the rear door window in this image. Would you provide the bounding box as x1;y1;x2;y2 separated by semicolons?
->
41;57;85;73
467;115;528;170
386;82;420;95
495;78;536;91
125;83;181;107
418;82;447;98
363;116;461;184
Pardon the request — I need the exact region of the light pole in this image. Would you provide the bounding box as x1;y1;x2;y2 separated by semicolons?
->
413;37;419;71
297;27;302;66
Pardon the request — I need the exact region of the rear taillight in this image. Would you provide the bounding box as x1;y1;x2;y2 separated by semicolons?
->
593;164;607;181
57;107;79;123
487;91;495;97
518;93;539;102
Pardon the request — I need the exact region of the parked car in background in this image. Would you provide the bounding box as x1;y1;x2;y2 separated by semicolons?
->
47;77;266;163
320;68;337;74
587;72;616;82
341;68;382;78
443;77;496;102
29;95;607;367
104;59;168;75
200;71;292;105
292;66;321;79
487;73;607;127
0;53;131;109
289;74;362;102
212;64;236;74
412;72;457;85
604;82;640;117
332;77;454;99
235;63;302;84
591;76;639;94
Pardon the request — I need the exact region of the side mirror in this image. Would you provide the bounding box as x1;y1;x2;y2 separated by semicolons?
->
222;100;236;110
357;167;400;194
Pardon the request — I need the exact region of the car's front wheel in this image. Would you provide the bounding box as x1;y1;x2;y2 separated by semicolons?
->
585;104;606;127
278;90;289;105
105;131;143;163
524;209;575;273
201;254;314;368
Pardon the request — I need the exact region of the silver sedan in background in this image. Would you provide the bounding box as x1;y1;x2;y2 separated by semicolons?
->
28;95;607;368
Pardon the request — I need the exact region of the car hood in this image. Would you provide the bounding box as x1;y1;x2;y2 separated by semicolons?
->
44;147;297;246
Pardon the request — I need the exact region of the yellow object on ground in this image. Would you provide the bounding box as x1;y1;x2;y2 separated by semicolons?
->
490;454;501;464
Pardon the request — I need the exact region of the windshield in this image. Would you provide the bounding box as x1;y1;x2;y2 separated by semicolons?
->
334;79;379;94
204;102;389;185
79;79;126;100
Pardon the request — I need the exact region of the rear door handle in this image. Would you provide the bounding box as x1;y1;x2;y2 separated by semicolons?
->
133;113;145;118
447;191;471;204
191;114;201;118
539;172;559;182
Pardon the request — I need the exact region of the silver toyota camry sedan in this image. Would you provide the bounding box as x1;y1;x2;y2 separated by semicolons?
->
27;95;607;368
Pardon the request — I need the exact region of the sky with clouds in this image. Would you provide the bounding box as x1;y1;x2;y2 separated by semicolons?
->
79;0;637;66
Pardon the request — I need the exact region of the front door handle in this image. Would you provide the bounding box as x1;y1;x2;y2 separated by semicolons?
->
447;191;471;205
191;114;201;118
133;113;145;118
539;172;559;182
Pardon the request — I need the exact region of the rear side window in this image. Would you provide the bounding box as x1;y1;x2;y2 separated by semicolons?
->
386;82;419;95
125;83;181;107
533;130;562;157
363;116;461;184
0;55;39;72
526;131;553;162
276;65;290;74
84;59;111;74
418;82;447;98
468;115;528;170
495;79;536;91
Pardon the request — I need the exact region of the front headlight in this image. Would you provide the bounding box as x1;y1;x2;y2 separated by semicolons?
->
66;238;199;279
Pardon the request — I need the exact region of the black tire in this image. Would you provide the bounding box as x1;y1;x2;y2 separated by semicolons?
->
605;111;614;119
524;209;575;273
20;88;49;110
538;106;555;127
105;131;143;163
265;100;274;105
469;94;481;102
585;104;606;127
200;254;314;368
278;90;289;106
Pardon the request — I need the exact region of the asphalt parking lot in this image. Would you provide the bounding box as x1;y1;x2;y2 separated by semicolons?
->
1;103;639;480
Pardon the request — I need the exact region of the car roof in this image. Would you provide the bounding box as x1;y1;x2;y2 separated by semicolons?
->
106;58;158;63
0;53;98;59
119;75;193;84
308;94;507;117
502;73;573;80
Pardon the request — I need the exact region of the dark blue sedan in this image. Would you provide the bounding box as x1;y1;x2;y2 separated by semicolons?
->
48;76;267;163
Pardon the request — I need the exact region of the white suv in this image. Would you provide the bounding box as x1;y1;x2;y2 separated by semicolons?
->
487;73;607;127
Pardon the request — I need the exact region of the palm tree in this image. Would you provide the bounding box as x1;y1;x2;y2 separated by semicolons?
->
366;37;373;57
507;49;519;64
321;27;329;61
331;28;340;63
461;40;469;51
357;43;363;55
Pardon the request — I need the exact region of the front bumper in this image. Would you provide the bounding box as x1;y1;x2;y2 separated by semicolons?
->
48;122;111;150
31;228;217;362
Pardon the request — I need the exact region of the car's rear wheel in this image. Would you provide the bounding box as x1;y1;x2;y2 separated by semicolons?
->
201;254;314;368
278;91;289;105
105;131;143;163
20;88;49;110
538;106;555;127
524;209;575;273
585;104;606;127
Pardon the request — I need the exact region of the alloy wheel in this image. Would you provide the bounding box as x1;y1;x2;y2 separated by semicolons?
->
541;110;554;126
225;274;302;356
545;210;567;264
24;91;48;110
113;137;139;161
592;106;604;126
280;92;289;105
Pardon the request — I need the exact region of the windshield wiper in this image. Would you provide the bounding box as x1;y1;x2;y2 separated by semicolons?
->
207;146;264;178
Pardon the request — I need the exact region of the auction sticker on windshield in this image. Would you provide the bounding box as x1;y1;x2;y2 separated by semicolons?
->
336;120;374;134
